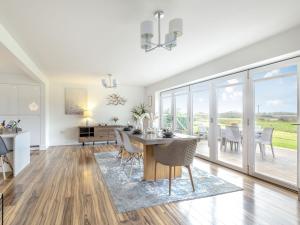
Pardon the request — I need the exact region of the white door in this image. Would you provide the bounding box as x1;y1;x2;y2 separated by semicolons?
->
190;82;210;157
214;73;247;171
174;87;190;134
248;59;299;190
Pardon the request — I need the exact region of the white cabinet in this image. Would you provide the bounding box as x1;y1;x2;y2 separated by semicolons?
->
18;116;41;146
0;84;18;115
18;85;40;115
0;84;41;147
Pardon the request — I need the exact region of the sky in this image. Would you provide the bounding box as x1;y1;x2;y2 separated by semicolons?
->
162;64;298;115
218;65;297;114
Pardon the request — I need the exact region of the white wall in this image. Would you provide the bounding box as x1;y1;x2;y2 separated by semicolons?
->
146;25;300;113
49;78;145;146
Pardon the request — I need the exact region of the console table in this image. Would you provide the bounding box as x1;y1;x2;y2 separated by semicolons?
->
79;125;123;145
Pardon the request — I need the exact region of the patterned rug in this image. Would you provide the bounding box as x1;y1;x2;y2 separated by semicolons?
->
94;151;242;213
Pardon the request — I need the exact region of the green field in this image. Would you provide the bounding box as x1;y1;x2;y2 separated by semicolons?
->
162;114;297;150
193;116;297;150
256;119;297;150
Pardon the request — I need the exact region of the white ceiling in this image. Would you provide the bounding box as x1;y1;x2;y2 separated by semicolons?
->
0;0;300;86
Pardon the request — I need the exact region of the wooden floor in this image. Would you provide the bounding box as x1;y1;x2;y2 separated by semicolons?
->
0;145;299;225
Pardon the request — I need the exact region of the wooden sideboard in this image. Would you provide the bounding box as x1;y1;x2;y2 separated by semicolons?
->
79;125;124;145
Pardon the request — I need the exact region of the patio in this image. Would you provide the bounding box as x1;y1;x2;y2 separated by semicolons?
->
196;140;297;185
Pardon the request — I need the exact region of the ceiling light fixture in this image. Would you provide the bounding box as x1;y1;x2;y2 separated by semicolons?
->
101;74;117;88
140;10;183;52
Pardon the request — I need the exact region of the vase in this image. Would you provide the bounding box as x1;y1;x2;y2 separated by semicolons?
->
139;118;144;131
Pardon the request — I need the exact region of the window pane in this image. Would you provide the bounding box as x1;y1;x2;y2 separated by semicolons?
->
253;74;297;185
161;97;172;129
192;90;210;157
175;94;189;134
216;81;244;168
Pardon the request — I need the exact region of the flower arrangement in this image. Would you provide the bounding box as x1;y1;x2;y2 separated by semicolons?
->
131;104;150;121
131;104;150;131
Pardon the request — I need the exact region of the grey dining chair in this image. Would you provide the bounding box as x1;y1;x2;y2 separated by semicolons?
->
256;128;274;159
114;129;125;163
153;139;198;195
0;137;13;180
120;131;143;176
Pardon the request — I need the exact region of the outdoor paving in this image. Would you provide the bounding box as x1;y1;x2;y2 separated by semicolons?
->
196;141;297;185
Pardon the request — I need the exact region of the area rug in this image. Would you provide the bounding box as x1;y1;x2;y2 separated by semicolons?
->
94;151;242;213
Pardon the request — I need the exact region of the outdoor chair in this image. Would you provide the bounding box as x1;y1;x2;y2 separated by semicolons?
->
224;126;242;152
255;127;274;159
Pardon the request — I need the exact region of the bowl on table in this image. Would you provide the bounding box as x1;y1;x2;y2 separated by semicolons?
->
123;127;132;131
162;131;174;138
132;129;142;135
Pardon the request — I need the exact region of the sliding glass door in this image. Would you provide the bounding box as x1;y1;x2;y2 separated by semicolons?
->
191;83;210;157
160;91;173;130
159;57;300;190
174;88;189;134
249;61;299;187
215;74;245;169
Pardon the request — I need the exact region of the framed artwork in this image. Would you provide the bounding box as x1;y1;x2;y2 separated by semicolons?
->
65;88;87;115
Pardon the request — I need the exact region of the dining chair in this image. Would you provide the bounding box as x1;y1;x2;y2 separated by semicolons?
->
218;125;226;150
153;139;198;195
256;127;274;159
0;137;13;180
198;125;208;140
120;131;143;176
114;129;125;163
224;126;242;152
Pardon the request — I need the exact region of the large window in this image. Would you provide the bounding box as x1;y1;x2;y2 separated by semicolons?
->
250;63;298;186
174;88;189;134
191;83;210;157
161;92;173;129
216;74;245;168
159;57;300;191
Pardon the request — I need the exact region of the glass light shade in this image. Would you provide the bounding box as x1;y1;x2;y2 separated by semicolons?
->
165;33;176;48
28;102;39;112
141;20;154;38
112;79;117;87
141;37;151;50
101;79;107;87
169;18;183;37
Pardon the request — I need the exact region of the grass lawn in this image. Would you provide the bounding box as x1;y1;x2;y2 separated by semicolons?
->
192;117;297;150
256;119;297;150
217;118;297;150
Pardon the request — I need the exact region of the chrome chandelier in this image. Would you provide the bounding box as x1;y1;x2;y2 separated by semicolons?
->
101;74;117;88
140;10;183;52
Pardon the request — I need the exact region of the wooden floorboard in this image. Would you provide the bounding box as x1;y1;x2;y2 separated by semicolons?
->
0;144;299;225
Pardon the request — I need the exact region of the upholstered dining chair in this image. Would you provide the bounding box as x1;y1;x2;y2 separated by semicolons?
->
120;131;143;176
0;136;13;180
153;139;198;195
114;129;125;163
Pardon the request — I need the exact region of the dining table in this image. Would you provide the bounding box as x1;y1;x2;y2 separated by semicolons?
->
125;131;200;181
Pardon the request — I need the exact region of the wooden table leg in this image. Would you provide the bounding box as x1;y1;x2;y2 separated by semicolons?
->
143;144;182;181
